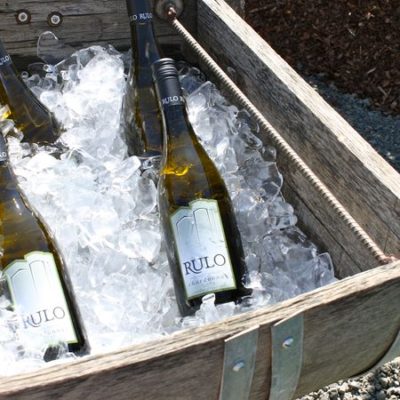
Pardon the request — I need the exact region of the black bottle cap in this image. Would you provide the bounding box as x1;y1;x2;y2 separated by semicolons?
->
152;58;184;107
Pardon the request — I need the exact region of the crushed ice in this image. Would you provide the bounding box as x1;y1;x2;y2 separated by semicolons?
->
0;44;336;374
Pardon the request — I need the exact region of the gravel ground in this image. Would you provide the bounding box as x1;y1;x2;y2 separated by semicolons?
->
305;75;400;172
297;358;400;400
295;78;399;399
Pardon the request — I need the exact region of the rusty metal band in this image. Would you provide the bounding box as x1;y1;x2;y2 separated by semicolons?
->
167;12;392;266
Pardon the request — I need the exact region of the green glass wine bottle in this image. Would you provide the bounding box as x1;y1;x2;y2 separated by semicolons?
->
0;134;87;358
0;39;60;145
152;58;251;316
121;0;163;158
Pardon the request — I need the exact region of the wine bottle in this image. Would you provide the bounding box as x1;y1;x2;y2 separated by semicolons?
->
0;39;60;145
121;0;163;158
0;134;87;358
152;59;251;316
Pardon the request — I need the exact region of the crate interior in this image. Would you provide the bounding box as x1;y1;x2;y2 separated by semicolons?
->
0;2;400;399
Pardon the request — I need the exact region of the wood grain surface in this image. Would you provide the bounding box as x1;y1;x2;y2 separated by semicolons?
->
0;0;197;58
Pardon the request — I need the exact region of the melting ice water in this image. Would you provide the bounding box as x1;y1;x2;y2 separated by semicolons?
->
0;44;336;374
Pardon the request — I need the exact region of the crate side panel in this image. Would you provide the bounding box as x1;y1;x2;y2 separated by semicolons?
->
282;181;363;278
1;342;224;400
295;267;400;396
1;262;400;399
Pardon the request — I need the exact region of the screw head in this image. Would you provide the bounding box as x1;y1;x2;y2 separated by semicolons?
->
282;336;294;349
232;360;245;372
20;71;29;80
47;12;63;27
16;10;31;25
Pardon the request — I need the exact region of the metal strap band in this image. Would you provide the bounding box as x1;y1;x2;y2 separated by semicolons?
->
219;326;259;400
269;314;304;400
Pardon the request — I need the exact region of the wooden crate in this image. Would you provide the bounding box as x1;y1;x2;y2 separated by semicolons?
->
0;1;399;399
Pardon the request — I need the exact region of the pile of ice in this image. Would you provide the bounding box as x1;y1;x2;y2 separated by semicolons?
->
0;44;336;374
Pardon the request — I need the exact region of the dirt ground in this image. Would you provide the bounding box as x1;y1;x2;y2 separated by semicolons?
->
245;0;400;115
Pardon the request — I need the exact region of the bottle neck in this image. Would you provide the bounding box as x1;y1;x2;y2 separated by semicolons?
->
157;75;193;142
0;40;17;96
163;104;191;141
130;23;160;66
0;40;12;70
127;0;160;72
126;0;153;20
0;40;27;118
0;135;17;188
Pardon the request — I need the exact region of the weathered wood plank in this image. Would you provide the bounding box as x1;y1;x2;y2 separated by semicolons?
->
1;261;399;399
283;162;379;272
197;0;400;262
224;0;245;16
295;268;400;397
0;0;197;57
282;181;363;278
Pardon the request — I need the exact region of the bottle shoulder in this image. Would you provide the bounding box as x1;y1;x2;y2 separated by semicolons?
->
0;180;56;266
160;141;229;206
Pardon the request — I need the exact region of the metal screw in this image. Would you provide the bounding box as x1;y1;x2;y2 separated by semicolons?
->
232;360;245;372
16;10;31;25
282;336;294;349
47;12;63;27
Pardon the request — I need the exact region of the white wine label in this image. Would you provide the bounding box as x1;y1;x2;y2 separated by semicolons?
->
170;199;237;300
4;251;78;345
129;12;153;22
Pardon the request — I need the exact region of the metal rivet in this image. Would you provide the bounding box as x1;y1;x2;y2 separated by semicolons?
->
16;9;31;25
232;360;245;372
47;12;63;27
20;71;29;79
282;336;294;349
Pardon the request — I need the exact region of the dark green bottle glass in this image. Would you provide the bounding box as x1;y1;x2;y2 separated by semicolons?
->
0;39;60;145
152;58;251;316
0;134;87;358
122;0;163;157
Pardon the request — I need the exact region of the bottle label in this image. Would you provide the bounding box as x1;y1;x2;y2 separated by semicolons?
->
129;12;153;23
4;251;78;345
0;132;7;162
161;95;185;107
0;42;11;68
170;199;237;300
0;55;11;67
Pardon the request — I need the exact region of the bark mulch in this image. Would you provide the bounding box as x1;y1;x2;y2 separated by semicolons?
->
245;0;400;115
